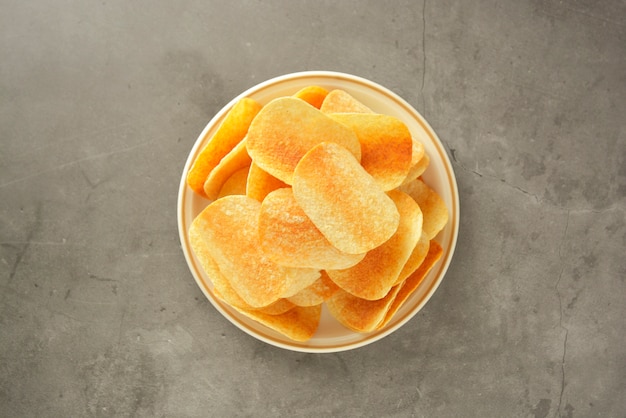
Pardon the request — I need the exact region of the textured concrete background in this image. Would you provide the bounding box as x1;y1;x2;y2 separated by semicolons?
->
1;1;624;417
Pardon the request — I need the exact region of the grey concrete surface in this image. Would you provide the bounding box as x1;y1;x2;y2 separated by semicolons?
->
1;1;624;417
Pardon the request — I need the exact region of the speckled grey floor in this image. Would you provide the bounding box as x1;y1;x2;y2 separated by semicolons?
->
1;1;624;417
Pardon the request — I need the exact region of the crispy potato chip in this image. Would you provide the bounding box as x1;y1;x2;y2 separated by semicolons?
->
402;120;432;184
287;271;341;307
403;152;430;185
191;220;297;314
394;231;430;286
329;113;413;190
326;190;422;300
187;98;262;197
232;304;322;342
188;223;251;310
192;195;292;308
378;240;443;329
326;285;402;333
398;178;449;240
203;138;252;200
320;89;373;114
281;268;321;299
259;188;366;269
403;139;426;182
293;142;400;254
254;298;297;315
246;162;289;202
246;97;361;184
217;166;250;198
212;287;295;315
410;137;425;165
293;85;329;109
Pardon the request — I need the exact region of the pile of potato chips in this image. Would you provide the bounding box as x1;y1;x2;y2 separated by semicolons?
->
187;86;448;342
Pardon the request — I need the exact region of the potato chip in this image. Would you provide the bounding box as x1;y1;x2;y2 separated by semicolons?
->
187;98;262;197
232;304;322;342
217;166;250;198
287;271;341;307
410;137;426;165
378;240;443;329
259;188;366;269
281;267;321;299
326;190;422;300
403;152;430;185
203;138;252;200
246;162;289;202
402;138;425;181
188;222;251;309
254;298;297;315
402;119;432;184
329;113;413;191
192;195;290;308
293;85;329;109
212;286;295;315
293;142;400;254
394;231;430;286
189;230;298;314
246;97;361;184
326;285;402;333
320;89;373;113
398;178;449;240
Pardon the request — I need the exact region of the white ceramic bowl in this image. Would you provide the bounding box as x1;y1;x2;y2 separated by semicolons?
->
177;71;459;353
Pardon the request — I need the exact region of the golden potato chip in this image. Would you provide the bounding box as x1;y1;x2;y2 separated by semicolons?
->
254;298;296;315
192;226;307;315
378;240;443;329
217;166;250;198
192;195;292;308
293;142;400;254
403;152;430;185
398;178;449;240
259;188;366;269
281;267;321;299
394;231;430;286
188;223;251;309
187;98;262;197
328;113;413;190
232;304;322;342
191;222;296;314
326;285;402;333
246;97;361;184
320;89;373;113
402;120;432;185
403;138;425;182
410;137;425;165
203;138;252;200
287;271;341;307
293;85;329;109
212;287;295;315
246;162;289;202
326;190;422;300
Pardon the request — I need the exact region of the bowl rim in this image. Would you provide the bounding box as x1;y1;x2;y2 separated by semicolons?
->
177;70;460;353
